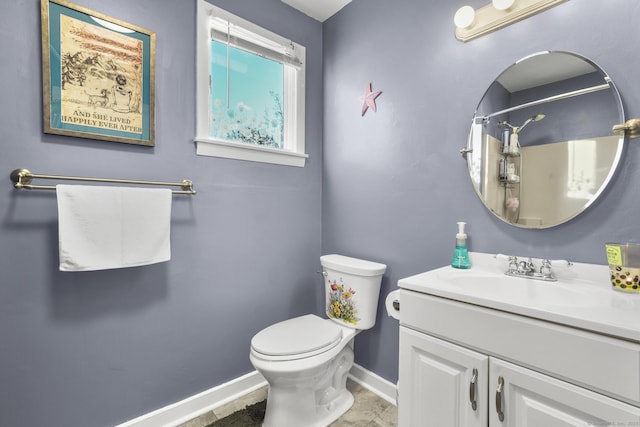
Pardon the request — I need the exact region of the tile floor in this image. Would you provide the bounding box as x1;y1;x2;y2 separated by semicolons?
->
178;379;398;427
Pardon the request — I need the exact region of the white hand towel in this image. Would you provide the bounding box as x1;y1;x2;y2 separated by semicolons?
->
56;184;172;272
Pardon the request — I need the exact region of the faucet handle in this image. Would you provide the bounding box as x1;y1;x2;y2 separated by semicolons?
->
540;259;552;276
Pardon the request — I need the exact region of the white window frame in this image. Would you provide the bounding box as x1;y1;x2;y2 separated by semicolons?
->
195;0;307;167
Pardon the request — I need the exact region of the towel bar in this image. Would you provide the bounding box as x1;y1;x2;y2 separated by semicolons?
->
9;169;196;195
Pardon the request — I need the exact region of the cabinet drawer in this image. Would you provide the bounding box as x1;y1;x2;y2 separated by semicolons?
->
400;290;640;406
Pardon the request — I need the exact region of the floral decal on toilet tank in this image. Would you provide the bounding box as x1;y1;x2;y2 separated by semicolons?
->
327;279;359;325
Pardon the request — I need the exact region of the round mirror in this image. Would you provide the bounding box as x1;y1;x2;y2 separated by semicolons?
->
466;51;625;228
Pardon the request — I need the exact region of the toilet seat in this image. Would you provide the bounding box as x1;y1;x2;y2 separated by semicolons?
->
251;314;342;361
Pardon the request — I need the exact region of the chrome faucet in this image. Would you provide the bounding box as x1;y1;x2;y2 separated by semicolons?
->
518;257;536;275
503;256;571;282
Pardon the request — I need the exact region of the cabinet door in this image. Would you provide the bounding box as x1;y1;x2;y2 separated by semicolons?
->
489;358;640;426
399;326;488;427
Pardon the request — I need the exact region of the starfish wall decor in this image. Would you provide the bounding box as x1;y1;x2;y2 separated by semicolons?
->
360;82;382;116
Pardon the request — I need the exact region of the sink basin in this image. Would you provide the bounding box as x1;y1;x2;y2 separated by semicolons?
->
437;272;602;307
398;252;640;341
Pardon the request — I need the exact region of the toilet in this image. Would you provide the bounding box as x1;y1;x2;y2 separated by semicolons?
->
249;254;387;427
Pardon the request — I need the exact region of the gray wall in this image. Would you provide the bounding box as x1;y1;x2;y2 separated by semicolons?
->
0;1;322;426
323;0;640;384
4;0;640;426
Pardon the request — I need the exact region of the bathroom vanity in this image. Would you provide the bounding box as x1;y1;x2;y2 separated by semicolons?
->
396;253;640;426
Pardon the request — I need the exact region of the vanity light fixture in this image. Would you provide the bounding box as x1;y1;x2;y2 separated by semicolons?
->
454;6;476;30
455;0;568;42
492;0;515;11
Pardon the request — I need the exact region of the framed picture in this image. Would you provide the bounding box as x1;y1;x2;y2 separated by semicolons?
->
41;0;155;146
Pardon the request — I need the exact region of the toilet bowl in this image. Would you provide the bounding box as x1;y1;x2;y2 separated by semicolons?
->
249;254;386;427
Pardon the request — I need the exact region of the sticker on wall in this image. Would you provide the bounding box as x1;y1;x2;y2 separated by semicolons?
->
327;279;359;326
360;82;382;116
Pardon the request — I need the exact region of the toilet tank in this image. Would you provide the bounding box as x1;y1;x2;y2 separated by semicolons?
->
320;254;387;330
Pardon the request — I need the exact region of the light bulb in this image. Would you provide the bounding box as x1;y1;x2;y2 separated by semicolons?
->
454;6;475;29
492;0;515;11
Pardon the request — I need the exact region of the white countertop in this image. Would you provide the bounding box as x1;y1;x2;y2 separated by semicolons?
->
398;252;640;342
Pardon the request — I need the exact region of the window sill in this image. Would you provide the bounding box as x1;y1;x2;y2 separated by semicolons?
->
195;137;307;167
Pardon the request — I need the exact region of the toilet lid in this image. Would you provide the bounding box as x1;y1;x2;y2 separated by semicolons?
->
251;314;342;357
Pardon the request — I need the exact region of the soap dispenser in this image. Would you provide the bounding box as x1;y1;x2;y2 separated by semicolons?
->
451;222;471;269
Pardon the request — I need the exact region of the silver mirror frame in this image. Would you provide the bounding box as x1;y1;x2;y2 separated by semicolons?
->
464;51;625;229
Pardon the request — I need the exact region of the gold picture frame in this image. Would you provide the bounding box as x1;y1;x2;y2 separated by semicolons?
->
41;0;156;146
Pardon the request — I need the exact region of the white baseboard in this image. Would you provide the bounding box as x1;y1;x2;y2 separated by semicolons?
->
116;364;397;427
348;363;398;406
115;371;267;427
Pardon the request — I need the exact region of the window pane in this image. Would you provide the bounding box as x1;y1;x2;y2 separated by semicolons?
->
209;41;284;148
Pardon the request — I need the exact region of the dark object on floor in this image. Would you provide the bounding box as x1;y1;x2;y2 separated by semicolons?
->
207;400;266;426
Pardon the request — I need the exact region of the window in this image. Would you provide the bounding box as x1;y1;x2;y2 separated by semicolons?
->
195;1;307;167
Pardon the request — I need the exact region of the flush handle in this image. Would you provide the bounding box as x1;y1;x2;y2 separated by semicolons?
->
495;376;505;422
469;368;478;411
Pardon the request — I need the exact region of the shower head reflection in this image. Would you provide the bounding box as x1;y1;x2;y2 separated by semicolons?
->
498;113;545;134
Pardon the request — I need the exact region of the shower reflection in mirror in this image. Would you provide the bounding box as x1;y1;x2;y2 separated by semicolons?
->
466;51;624;228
